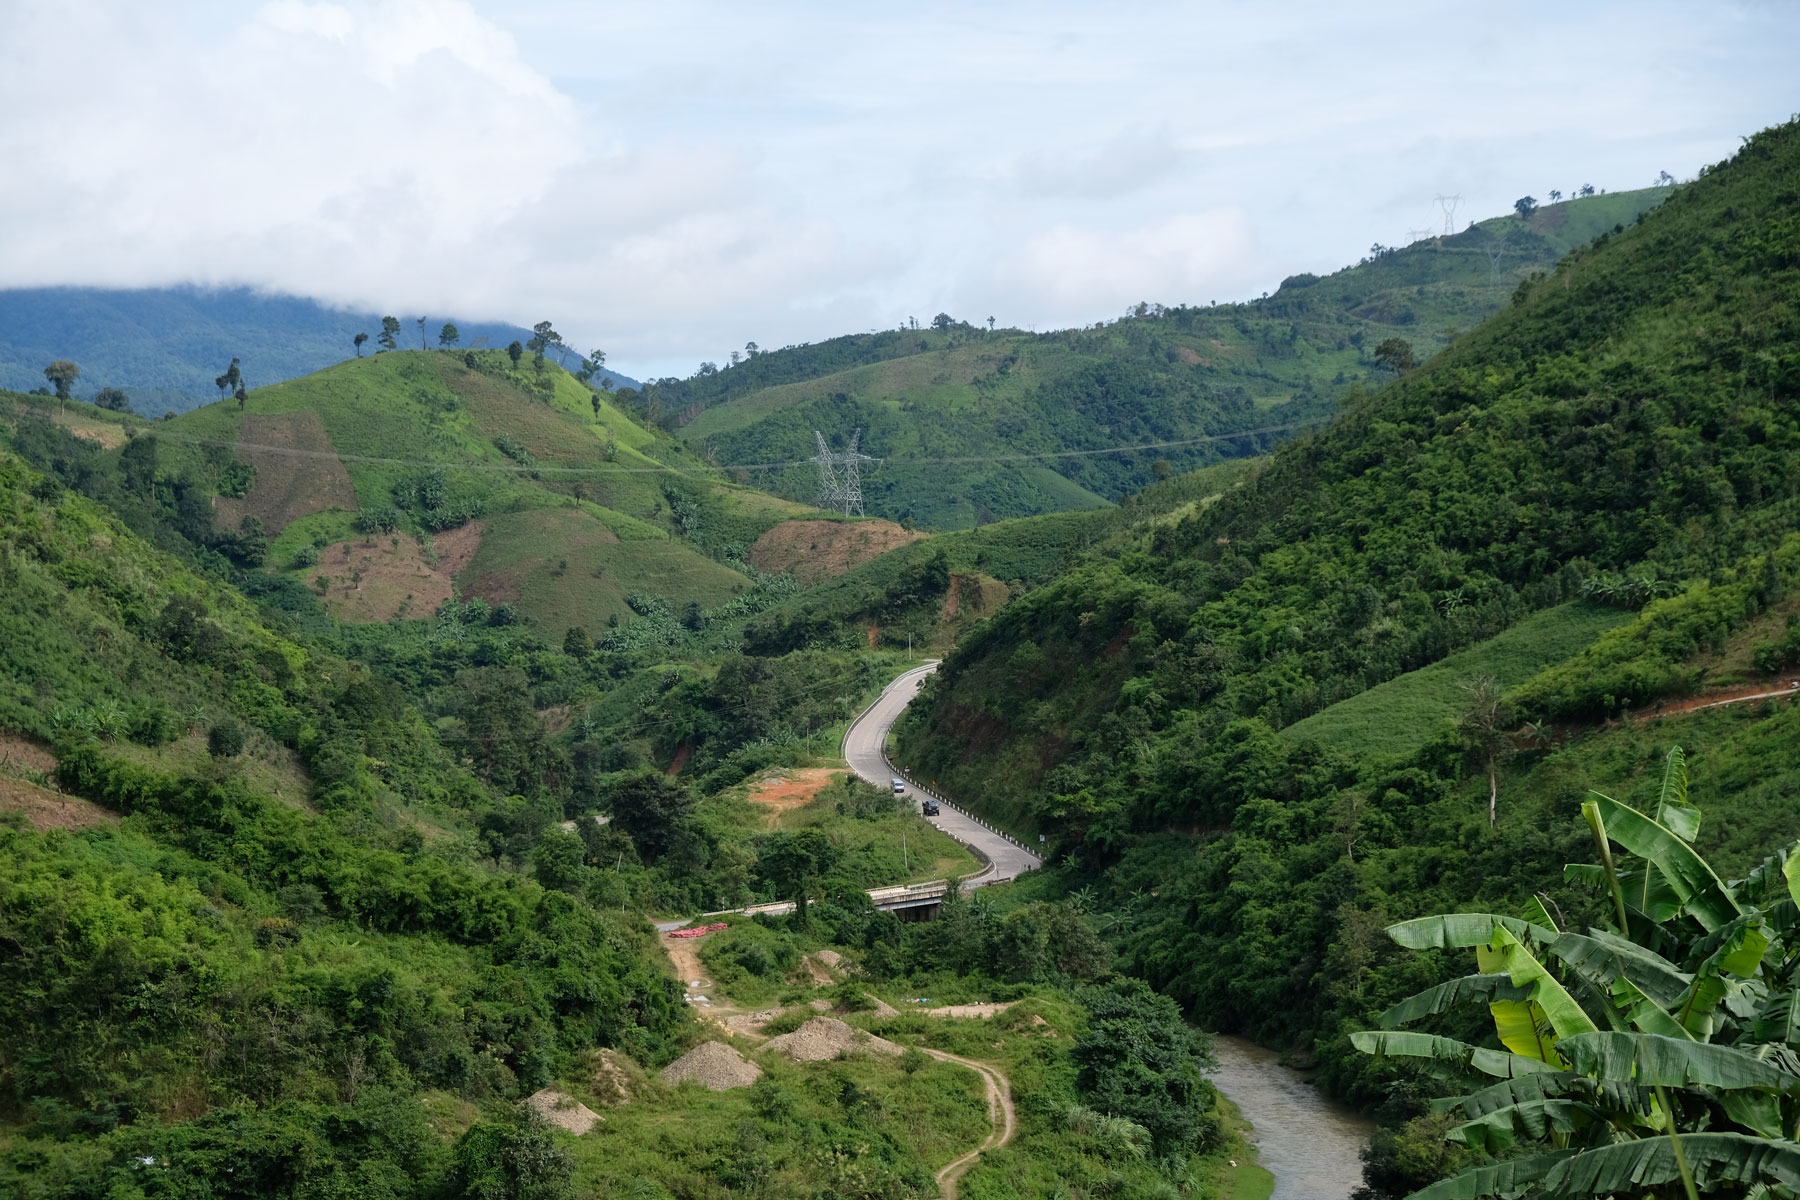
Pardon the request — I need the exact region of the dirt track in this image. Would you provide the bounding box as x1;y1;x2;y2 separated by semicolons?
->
921;1048;1015;1200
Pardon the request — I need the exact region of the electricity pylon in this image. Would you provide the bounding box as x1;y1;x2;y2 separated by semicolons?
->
809;429;878;516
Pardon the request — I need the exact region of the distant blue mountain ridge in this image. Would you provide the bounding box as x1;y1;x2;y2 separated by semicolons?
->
0;286;642;417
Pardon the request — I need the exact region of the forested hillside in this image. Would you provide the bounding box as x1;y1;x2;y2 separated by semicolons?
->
0;286;643;417
893;118;1800;1121
631;189;1669;529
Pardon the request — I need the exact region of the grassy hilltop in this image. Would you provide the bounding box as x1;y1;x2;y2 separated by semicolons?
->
629;188;1670;529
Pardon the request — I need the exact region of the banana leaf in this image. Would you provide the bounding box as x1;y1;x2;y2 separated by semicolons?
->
1752;987;1800;1046
1730;838;1800;906
1652;745;1699;844
1379;974;1534;1030
1587;791;1742;931
1477;928;1598;1062
1721;1088;1787;1138
1558;1031;1800;1093
1550;928;1691;1010
1387;912;1557;950
1674;915;1771;1037
1351;1030;1560;1079
1404;1151;1575;1200
1490;999;1568;1067
1447;1098;1607;1154
1541;1133;1800;1197
1432;1071;1584;1118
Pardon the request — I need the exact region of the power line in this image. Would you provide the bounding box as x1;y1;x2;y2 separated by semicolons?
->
135;417;1329;480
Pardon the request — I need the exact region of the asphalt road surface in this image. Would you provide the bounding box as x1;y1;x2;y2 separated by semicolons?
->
841;662;1043;887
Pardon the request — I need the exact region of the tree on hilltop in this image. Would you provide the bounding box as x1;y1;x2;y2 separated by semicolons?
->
378;315;401;352
931;312;955;331
528;320;563;370
1513;195;1538;220
416;316;428;350
42;360;79;409
1549;189;1563;203
1579;182;1596;196
439;322;460;348
353;331;368;357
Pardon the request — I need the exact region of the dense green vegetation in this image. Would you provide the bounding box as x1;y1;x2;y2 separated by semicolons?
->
0;330;1236;1196
633;189;1669;529
883;118;1800;1192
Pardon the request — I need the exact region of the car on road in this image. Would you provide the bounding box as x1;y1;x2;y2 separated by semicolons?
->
921;799;939;816
891;777;907;794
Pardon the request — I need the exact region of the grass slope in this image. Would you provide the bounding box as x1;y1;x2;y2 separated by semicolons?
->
1281;601;1633;757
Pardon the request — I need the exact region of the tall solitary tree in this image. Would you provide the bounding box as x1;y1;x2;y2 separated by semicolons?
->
416;316;428;350
506;340;524;369
527;321;562;370
1548;189;1563;203
1457;673;1509;829
439;322;460;348
353;331;368;357
378;316;401;352
1513;195;1539;220
43;360;79;409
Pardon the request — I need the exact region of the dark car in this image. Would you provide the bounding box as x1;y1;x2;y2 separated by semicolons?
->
921;799;939;816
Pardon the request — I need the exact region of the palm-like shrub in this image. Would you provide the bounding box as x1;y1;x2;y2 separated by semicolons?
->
1356;748;1800;1199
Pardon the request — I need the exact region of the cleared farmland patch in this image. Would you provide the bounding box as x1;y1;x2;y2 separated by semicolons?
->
216;410;356;532
749;518;925;585
461;507;749;637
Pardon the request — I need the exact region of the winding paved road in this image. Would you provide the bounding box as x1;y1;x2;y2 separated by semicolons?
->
842;661;1043;887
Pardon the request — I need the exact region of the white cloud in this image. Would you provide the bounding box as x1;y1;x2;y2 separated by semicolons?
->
991;211;1263;322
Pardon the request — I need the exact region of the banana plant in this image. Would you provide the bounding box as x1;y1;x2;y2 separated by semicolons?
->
1354;748;1800;1199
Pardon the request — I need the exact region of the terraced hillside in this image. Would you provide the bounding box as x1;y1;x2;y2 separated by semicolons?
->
641;188;1671;529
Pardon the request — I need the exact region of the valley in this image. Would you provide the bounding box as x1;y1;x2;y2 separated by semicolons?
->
2;106;1798;1200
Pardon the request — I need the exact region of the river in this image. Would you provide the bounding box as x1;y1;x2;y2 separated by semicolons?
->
1210;1034;1374;1200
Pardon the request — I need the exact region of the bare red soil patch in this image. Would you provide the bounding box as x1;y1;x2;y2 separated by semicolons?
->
0;776;116;831
747;767;838;827
313;524;483;623
217;411;357;533
749;519;924;585
0;732;58;775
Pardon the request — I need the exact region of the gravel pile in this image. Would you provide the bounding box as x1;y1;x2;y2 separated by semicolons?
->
766;1016;904;1063
660;1041;764;1091
525;1088;601;1135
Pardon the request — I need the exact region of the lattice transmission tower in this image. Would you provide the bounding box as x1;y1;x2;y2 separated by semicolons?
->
809;429;878;516
1435;193;1462;237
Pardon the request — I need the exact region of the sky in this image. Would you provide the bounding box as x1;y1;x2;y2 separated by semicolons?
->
1;1;1794;380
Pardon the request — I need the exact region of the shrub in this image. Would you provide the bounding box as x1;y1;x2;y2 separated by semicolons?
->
207;719;245;758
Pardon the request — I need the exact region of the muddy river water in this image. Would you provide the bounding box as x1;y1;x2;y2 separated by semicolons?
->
1210;1034;1375;1200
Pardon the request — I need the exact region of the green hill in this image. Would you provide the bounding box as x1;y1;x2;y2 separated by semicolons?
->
64;349;820;638
886;120;1800;1098
0;284;643;418
631;188;1671;529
